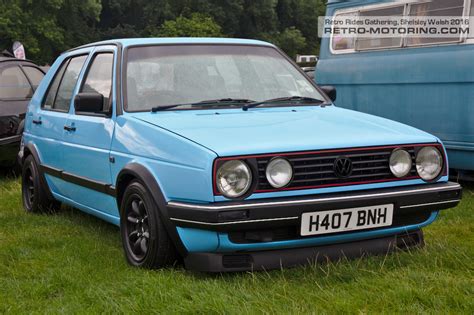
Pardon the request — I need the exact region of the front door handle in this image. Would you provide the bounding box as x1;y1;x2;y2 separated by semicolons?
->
32;119;42;125
64;125;76;132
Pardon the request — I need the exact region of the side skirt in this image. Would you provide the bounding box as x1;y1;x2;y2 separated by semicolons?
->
52;192;120;226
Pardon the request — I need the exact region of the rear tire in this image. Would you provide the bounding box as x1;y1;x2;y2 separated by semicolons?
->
120;180;178;269
21;155;61;213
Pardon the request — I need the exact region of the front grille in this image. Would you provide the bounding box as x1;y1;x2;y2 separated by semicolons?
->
256;146;418;192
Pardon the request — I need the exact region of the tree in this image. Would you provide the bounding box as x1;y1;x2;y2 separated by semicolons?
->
0;0;327;64
155;13;222;37
0;0;101;65
274;27;307;59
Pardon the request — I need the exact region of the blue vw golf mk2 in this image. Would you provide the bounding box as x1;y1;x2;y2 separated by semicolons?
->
19;38;462;272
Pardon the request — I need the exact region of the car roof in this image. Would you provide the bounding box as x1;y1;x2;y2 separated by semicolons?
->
67;37;275;52
0;56;37;65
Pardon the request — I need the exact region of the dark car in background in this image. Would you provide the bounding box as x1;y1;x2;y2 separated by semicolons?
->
302;66;315;80
0;56;45;167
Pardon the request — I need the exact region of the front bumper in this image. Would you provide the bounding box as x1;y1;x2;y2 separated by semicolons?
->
0;135;21;165
168;182;461;232
168;182;461;272
185;230;424;272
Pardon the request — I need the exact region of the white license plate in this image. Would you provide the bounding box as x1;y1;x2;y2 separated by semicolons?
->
300;204;394;236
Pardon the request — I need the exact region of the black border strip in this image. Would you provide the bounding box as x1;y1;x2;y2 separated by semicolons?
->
41;164;116;197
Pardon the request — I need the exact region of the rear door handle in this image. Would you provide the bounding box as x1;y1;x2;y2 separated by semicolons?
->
32;119;42;125
64;125;76;132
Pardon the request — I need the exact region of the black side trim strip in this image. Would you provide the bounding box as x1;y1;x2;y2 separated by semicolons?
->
41;164;116;197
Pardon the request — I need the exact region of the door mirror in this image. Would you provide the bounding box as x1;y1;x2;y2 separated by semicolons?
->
74;92;104;113
320;86;337;102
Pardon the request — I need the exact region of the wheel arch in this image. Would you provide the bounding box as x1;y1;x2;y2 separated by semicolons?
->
115;163;188;256
22;142;55;201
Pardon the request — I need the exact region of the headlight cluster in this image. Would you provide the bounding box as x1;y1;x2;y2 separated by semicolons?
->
389;146;443;181
266;158;293;188
215;157;294;198
216;160;252;198
416;146;443;181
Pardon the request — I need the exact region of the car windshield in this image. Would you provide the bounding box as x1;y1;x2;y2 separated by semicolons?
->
125;44;325;111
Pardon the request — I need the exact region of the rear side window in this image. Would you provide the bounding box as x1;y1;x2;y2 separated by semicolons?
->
332;0;471;53
43;55;87;111
407;0;465;46
0;66;33;99
80;53;114;112
22;66;44;90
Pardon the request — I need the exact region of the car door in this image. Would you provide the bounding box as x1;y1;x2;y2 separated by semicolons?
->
0;63;32;149
61;47;117;216
29;53;89;197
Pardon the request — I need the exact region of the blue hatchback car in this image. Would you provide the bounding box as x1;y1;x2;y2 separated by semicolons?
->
19;38;462;272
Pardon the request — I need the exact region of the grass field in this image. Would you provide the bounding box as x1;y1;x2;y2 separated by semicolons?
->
0;175;473;314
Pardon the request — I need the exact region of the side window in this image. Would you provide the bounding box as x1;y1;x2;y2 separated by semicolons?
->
80;53;114;113
332;12;358;51
43;61;68;110
407;0;465;46
356;5;405;51
43;55;87;112
22;66;45;90
0;66;33;99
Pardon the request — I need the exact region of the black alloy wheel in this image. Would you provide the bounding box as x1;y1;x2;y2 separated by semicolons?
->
120;181;178;269
124;195;150;261
21;155;61;213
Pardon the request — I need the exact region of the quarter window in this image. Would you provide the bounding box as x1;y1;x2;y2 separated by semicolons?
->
80;53;114;113
407;0;465;46
22;66;45;90
0;66;33;99
43;55;87;111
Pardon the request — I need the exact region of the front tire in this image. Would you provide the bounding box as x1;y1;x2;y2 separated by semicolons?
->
21;155;61;213
120;180;178;269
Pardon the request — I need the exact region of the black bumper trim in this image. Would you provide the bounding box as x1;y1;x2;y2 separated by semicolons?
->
184;230;424;272
168;182;462;231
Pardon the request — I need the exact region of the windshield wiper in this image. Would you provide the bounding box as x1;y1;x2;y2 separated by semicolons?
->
197;98;255;105
242;96;326;111
151;98;255;112
151;104;190;112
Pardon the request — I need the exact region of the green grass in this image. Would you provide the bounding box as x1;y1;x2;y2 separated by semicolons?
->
0;176;473;314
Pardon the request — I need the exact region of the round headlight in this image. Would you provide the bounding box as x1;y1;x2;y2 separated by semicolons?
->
266;158;293;188
416;147;443;181
389;149;412;178
216;160;252;198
